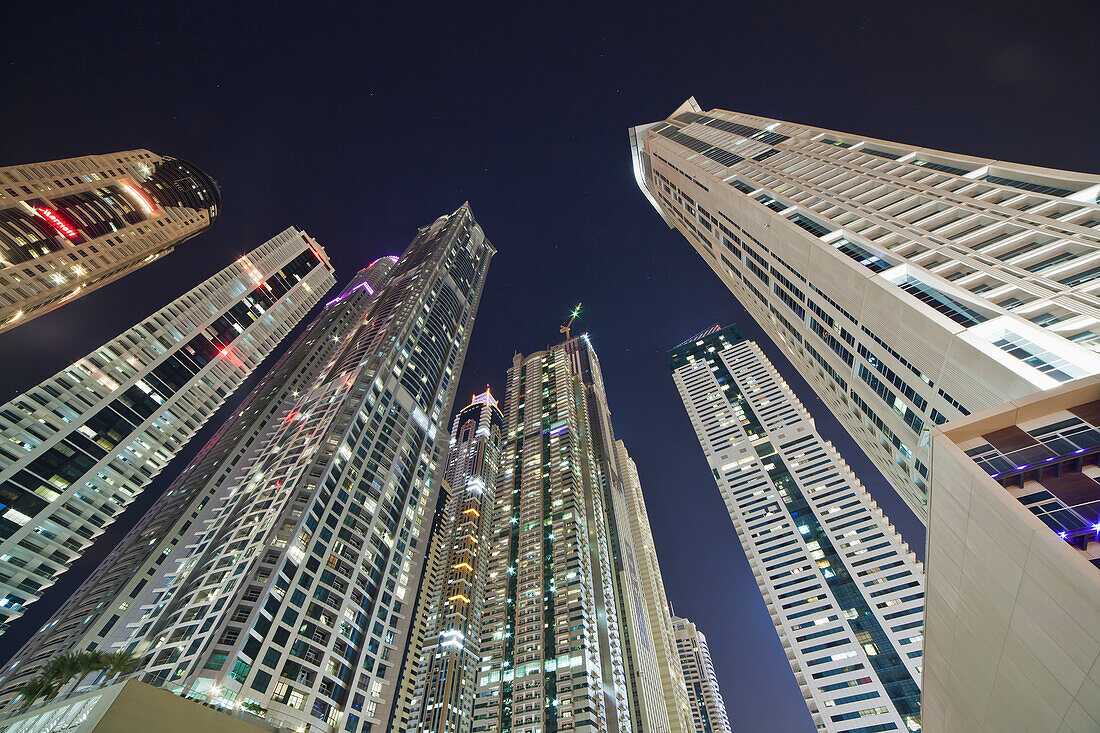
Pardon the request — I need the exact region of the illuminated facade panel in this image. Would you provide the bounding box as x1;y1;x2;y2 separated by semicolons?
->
0;259;395;704
670;326;925;733
632;99;1100;520
0;227;335;633
0;150;220;332
130;204;493;733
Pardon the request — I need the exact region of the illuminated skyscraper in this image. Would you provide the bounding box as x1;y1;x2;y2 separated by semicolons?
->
0;150;219;332
474;334;674;733
0;227;334;634
131;204;493;733
406;389;504;733
671;616;732;733
670;326;925;733
632;99;1100;520
0;258;395;704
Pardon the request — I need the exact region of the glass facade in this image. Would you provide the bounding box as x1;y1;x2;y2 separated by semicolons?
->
405;390;504;733
0;257;393;704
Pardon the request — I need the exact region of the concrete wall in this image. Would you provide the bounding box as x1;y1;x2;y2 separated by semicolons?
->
924;384;1100;732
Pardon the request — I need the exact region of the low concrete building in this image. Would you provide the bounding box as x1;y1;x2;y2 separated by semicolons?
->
0;679;286;733
925;376;1100;732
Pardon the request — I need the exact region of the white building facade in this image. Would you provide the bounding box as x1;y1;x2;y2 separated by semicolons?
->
670;616;732;733
0;227;334;633
615;441;694;733
925;377;1100;732
633;99;1100;520
670;326;925;733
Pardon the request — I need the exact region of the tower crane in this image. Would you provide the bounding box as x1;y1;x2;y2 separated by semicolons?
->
560;303;582;340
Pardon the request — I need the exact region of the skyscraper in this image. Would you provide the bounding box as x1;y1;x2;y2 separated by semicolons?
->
614;440;693;733
563;337;670;733
0;150;220;333
129;204;493;733
0;227;334;633
632;99;1100;520
923;376;1100;732
0;258;396;705
670;616;732;733
475;333;674;733
406;388;504;733
391;476;454;732
669;326;925;733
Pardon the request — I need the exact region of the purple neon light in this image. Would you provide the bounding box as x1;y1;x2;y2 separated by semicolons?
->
325;281;376;307
549;425;568;436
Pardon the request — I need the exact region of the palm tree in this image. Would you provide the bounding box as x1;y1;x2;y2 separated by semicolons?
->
100;651;141;685
40;652;82;699
12;676;52;710
68;650;108;694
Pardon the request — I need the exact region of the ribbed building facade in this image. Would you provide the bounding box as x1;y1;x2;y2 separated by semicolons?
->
130;204;493;733
0;258;396;704
632;99;1100;520
406;389;504;733
0;227;334;633
670;616;732;733
0;150;220;332
669;326;925;733
614;441;693;733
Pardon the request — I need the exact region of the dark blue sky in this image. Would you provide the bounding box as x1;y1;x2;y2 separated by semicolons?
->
1;3;1096;730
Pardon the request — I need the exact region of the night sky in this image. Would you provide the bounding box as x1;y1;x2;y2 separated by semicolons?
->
1;4;1097;730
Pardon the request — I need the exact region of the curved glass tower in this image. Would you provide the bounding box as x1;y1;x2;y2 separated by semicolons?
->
406;389;504;733
0;150;221;332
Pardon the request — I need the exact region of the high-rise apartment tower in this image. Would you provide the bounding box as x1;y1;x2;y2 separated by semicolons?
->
0;228;334;633
671;616;732;733
0;150;220;332
406;388;504;733
669;325;925;733
474;333;676;733
633;99;1100;520
0;257;395;704
130;204;493;733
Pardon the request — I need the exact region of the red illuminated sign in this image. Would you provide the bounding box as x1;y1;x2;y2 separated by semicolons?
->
36;207;79;239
